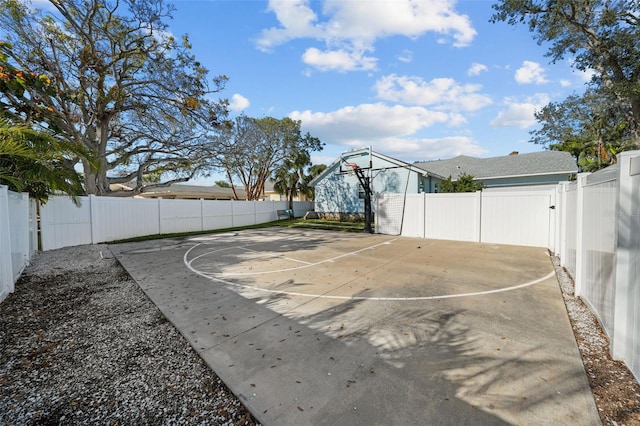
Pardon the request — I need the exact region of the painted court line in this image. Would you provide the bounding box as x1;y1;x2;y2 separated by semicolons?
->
186;239;397;277
183;243;557;301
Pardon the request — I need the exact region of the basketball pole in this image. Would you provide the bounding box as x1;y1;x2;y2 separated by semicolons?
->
351;166;373;234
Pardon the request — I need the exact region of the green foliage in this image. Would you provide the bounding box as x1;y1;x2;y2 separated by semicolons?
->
492;0;640;167
0;116;90;204
531;88;636;171
213;115;323;201
0;42;57;121
215;180;230;188
272;147;325;211
0;0;228;195
439;173;483;193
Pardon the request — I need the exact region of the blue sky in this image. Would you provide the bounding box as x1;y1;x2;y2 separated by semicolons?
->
164;0;592;173
31;0;592;182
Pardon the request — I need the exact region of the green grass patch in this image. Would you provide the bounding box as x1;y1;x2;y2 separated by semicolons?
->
291;218;374;233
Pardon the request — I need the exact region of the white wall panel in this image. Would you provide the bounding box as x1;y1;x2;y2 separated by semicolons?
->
424;193;480;242
400;194;425;238
40;196;92;250
202;200;233;230
0;187;11;301
39;197;305;250
8;191;29;281
581;179;617;337
562;185;578;278
612;152;640;381
481;191;552;247
1;187;36;302
159;199;203;234
92;196;160;242
231;201;258;227
255;201;278;224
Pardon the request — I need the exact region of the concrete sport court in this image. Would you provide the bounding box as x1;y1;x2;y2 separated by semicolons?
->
111;228;600;425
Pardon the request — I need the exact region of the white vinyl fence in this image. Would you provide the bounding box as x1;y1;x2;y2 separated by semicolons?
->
39;196;313;251
376;150;640;381
377;187;555;248
3;151;640;381
0;185;36;302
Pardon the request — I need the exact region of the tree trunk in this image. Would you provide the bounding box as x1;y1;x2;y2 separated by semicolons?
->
288;187;295;217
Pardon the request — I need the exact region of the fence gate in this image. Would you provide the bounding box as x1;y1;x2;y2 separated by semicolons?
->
480;190;554;248
376;188;556;249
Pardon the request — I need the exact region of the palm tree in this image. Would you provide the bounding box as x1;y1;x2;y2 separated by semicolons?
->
0;117;89;204
272;151;314;215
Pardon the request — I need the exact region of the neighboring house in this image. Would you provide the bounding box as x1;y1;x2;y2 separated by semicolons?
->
110;183;248;200
414;151;578;190
310;148;443;217
311;148;577;218
263;180;311;202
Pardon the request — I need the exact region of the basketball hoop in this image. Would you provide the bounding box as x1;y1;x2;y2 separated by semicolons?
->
344;162;359;176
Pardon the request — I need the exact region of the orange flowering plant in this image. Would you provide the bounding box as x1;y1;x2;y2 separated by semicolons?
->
0;41;57;120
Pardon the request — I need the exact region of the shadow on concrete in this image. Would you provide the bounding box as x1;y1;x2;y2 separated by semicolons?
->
112;231;598;425
224;282;594;425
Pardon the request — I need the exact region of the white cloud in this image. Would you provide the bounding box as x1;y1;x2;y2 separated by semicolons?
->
490;94;550;129
321;0;476;46
302;47;377;72
256;0;476;71
374;74;492;112
255;0;323;52
290;103;453;142
515;61;549;84
397;49;413;63
228;94;250;111
375;135;487;161
575;67;597;83
468;63;488;76
560;79;572;87
289;103;485;160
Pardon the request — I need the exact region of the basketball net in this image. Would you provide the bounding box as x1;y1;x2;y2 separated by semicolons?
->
344;161;358;176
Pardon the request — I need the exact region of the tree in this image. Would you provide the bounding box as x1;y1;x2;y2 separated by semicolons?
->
0;0;227;196
0;43;90;203
439;173;483;193
491;0;640;157
273;162;326;210
213;116;323;201
531;88;635;171
272;150;311;214
214;180;230;188
0;116;88;204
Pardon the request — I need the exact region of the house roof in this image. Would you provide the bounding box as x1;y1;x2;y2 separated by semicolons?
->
310;147;443;186
413;151;578;181
135;183;247;199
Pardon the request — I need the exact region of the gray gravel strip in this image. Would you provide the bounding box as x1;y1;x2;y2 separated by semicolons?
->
0;244;258;425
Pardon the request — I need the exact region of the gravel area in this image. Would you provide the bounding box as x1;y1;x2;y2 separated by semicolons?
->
0;244;258;425
551;256;640;425
1;244;639;425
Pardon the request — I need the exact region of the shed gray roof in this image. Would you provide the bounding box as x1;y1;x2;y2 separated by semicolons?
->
414;151;578;180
